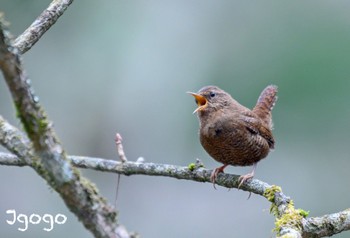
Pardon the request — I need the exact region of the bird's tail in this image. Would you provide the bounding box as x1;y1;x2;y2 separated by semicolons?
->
253;85;278;128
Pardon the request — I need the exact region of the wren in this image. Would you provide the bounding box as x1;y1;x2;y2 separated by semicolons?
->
188;85;278;188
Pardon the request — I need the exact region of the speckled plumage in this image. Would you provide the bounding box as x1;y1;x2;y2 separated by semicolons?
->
189;85;278;187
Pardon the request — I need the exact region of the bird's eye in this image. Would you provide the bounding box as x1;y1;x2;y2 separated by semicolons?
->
210;92;216;98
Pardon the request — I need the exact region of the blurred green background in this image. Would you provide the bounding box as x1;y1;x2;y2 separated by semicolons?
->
1;1;350;237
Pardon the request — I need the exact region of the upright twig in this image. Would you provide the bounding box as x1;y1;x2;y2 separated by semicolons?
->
115;133;128;162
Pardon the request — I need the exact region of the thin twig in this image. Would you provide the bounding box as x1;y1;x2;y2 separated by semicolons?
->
115;173;121;208
114;133;127;208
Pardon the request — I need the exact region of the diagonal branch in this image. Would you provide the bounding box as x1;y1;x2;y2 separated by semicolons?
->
0;21;120;238
13;0;74;54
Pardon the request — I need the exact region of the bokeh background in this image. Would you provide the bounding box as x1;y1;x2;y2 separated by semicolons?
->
1;1;350;237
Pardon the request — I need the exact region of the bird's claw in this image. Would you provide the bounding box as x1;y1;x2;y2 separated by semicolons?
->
210;165;228;189
210;169;219;189
238;173;254;188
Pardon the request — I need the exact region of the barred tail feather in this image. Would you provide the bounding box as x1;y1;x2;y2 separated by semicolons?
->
253;85;278;128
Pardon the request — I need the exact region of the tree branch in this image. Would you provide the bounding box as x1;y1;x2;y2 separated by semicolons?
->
13;0;74;54
0;20;121;237
1;151;349;237
302;210;350;238
0;150;276;194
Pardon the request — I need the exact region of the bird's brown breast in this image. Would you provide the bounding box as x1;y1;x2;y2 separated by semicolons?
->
199;112;271;166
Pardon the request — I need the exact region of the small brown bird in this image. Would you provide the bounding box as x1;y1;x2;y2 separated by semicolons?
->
188;85;278;188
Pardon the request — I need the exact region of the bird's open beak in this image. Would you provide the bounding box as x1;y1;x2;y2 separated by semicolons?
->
187;92;208;114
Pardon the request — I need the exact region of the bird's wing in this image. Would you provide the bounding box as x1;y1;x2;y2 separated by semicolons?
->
240;112;275;149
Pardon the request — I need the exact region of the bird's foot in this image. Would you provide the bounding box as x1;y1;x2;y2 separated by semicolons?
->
238;172;254;188
210;165;228;189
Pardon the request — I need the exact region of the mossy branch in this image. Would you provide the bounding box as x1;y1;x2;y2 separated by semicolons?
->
1;146;350;237
0;20;122;238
